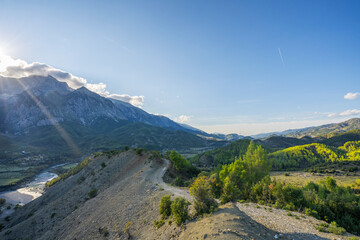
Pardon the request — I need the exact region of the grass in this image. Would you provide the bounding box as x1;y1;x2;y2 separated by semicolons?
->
0;178;23;186
271;171;359;187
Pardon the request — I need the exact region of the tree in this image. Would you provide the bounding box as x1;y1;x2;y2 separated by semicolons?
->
189;176;218;215
218;141;271;202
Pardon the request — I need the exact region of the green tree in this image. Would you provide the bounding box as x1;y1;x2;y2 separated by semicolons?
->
189;176;218;215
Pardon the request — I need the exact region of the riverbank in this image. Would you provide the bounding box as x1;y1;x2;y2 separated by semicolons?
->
0;171;58;218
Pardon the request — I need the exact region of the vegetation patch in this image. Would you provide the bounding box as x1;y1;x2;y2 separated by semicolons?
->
46;155;92;187
88;188;98;198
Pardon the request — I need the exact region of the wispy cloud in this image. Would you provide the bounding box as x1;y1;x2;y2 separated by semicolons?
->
328;109;360;118
278;48;285;66
195;118;351;136
174;115;191;123
344;92;360;100
0;54;144;107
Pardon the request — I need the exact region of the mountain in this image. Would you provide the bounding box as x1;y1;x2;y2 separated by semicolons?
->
0;75;196;134
0;75;226;157
251;118;360;139
286;118;360;138
211;133;249;142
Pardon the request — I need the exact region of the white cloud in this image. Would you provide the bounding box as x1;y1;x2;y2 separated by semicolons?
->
0;54;144;107
108;94;144;108
174;115;191;123
328;109;360;118
344;92;360;100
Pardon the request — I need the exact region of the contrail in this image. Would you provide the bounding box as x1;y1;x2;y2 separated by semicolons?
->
278;48;285;66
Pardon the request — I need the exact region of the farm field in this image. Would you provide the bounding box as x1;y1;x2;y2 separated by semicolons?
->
271;171;360;187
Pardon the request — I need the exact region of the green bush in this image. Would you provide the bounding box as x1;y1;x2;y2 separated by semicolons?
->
328;222;346;235
305;207;319;219
171;197;190;226
159;195;172;219
173;176;185;187
88;188;98;198
153;219;165;229
136;148;144;156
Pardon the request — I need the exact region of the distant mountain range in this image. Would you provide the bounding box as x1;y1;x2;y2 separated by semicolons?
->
0;75;225;157
251;118;360;139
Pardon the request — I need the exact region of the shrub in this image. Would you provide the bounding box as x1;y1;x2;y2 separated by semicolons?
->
171;197;190;226
159;195;172;219
190;176;218;216
101;162;106;168
50;213;56;218
154;219;165;229
0;198;6;205
173;177;185;187
136;148;144;156
328;221;346;235
101;227;109;237
305;207;319;219
124;221;132;237
88;188;98;198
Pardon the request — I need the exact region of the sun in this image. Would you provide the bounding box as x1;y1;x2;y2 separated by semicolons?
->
0;47;21;73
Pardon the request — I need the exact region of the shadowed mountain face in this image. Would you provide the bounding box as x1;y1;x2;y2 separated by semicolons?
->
0;75;189;133
0;75;226;155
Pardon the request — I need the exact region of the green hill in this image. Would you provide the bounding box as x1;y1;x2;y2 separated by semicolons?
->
270;140;360;170
269;143;346;169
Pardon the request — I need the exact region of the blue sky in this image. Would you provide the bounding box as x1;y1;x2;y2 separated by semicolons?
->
0;0;359;135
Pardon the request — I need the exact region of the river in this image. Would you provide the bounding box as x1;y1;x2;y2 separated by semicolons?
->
0;169;59;218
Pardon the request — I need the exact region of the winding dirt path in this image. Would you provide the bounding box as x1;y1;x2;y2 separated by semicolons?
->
154;159;193;202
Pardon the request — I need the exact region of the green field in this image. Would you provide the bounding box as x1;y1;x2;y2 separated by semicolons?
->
271;171;360;187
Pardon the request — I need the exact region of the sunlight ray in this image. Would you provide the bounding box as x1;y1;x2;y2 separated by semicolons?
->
15;79;81;155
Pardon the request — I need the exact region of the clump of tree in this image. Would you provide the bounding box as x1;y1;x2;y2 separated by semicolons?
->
218;141;271;202
188;141;360;234
190;139;255;166
155;195;189;228
166;150;200;186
